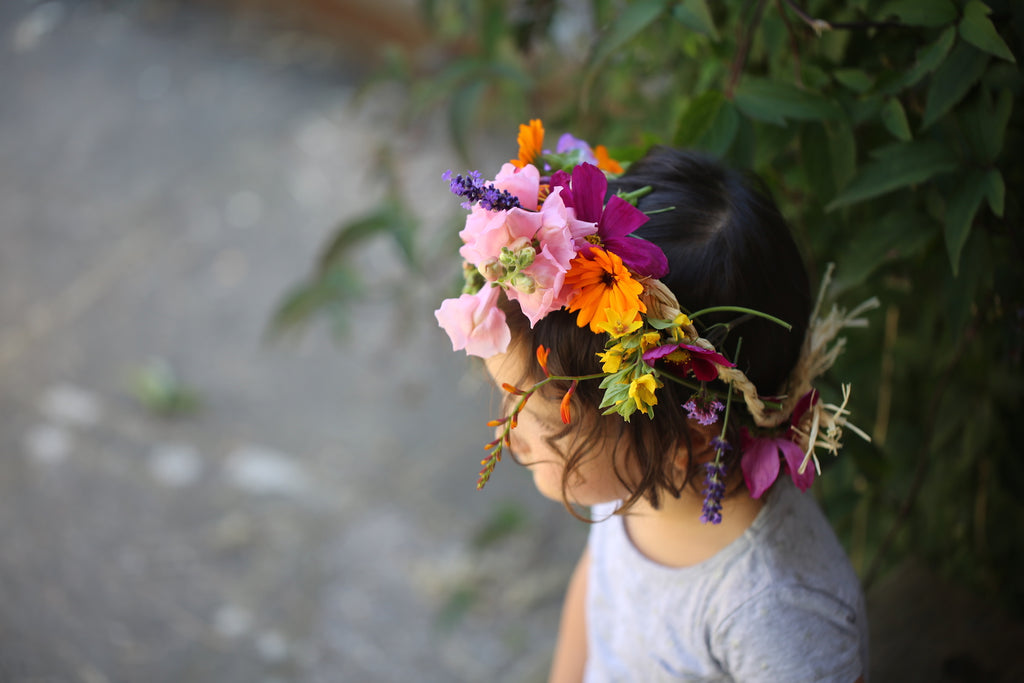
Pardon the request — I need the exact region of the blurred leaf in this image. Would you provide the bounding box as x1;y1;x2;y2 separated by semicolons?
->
471;501;529;549
834;68;874;94
922;42;990;129
673;90;727;147
984;168;1005;217
833;209;935;291
734;79;842;125
900;26;956;89
318;204;409;271
880;0;957;27
958;0;1016;63
958;87;1013;164
827;141;958;209
881;97;912;141
583;0;669;101
129;359;200;416
673;0;718;40
944;169;989;275
449;80;487;162
436;586;478;631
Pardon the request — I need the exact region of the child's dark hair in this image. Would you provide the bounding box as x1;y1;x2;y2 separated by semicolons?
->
502;147;812;511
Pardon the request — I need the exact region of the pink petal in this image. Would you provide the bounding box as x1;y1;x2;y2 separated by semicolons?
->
598;195;650;239
779;438;815;492
741;432;781;499
493;163;540;211
434;286;511;358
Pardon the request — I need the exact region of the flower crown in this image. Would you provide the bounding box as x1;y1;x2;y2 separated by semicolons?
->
435;120;877;523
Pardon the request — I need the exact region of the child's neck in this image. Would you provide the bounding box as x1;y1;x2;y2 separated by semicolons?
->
621;486;764;568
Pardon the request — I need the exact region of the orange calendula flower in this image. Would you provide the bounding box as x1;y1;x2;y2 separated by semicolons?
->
594;144;624;174
564;248;646;333
511;119;544;169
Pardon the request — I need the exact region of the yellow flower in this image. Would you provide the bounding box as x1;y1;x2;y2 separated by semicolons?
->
640;331;662;351
628;374;662;416
598;344;629;373
596;308;643;338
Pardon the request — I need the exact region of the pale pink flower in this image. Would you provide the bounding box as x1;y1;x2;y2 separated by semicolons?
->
434;285;511;358
493;163;541;211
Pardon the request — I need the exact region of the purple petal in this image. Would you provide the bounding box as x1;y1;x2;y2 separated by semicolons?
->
568;163;607;223
679;344;735;368
790;389;819;427
740;434;781;499
779;439;815;492
597;196;649;238
690;357;719;382
549;170;573;209
642;344;680;363
606;235;668;278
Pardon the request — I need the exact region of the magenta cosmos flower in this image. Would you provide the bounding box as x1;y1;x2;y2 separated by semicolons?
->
642;343;735;382
550;163;668;278
739;390;820;498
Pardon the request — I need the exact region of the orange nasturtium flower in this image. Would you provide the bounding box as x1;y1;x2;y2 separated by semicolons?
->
564;248;646;333
511;119;544;169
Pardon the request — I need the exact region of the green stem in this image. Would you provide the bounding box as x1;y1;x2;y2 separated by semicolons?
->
688;306;792;331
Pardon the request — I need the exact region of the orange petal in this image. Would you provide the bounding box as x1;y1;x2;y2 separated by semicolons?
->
560;380;578;425
536;345;550;375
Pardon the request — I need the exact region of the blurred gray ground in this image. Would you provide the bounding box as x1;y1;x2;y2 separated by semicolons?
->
2;2;1024;683
0;2;582;681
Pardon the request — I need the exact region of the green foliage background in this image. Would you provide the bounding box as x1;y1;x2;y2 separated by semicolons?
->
279;0;1023;611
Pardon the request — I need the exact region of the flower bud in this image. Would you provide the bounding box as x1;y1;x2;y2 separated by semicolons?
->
510;272;537;294
479;258;505;282
498;246;518;268
516;245;536;269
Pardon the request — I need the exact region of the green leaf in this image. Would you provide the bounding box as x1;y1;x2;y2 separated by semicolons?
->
958;87;1014;163
826;118;857;192
881;98;912;141
944;169;989;275
922;42;990;129
733;79;841;125
880;0;957;27
700;99;740;157
984;168;1005;217
959;0;1016;63
900;26;956;89
834;68;875;94
673;91;726;147
449;79;486;162
827;141;958;210
833;209;936;291
317;204;407;271
583;0;669;101
673;0;718;40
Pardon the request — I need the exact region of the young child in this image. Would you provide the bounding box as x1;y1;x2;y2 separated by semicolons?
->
436;120;871;682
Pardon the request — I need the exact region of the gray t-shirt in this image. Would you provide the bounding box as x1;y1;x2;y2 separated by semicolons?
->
585;478;868;682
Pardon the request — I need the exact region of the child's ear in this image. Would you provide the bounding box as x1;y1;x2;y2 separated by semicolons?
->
671;423;718;472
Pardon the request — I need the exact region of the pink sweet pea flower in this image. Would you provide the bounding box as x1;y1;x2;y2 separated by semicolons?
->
493;163;541;211
435;285;511;358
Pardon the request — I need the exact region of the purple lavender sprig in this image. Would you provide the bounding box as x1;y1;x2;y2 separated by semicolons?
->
700;437;731;525
443;170;522;211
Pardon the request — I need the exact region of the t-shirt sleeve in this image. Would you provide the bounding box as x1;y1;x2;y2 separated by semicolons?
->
713;584;865;682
